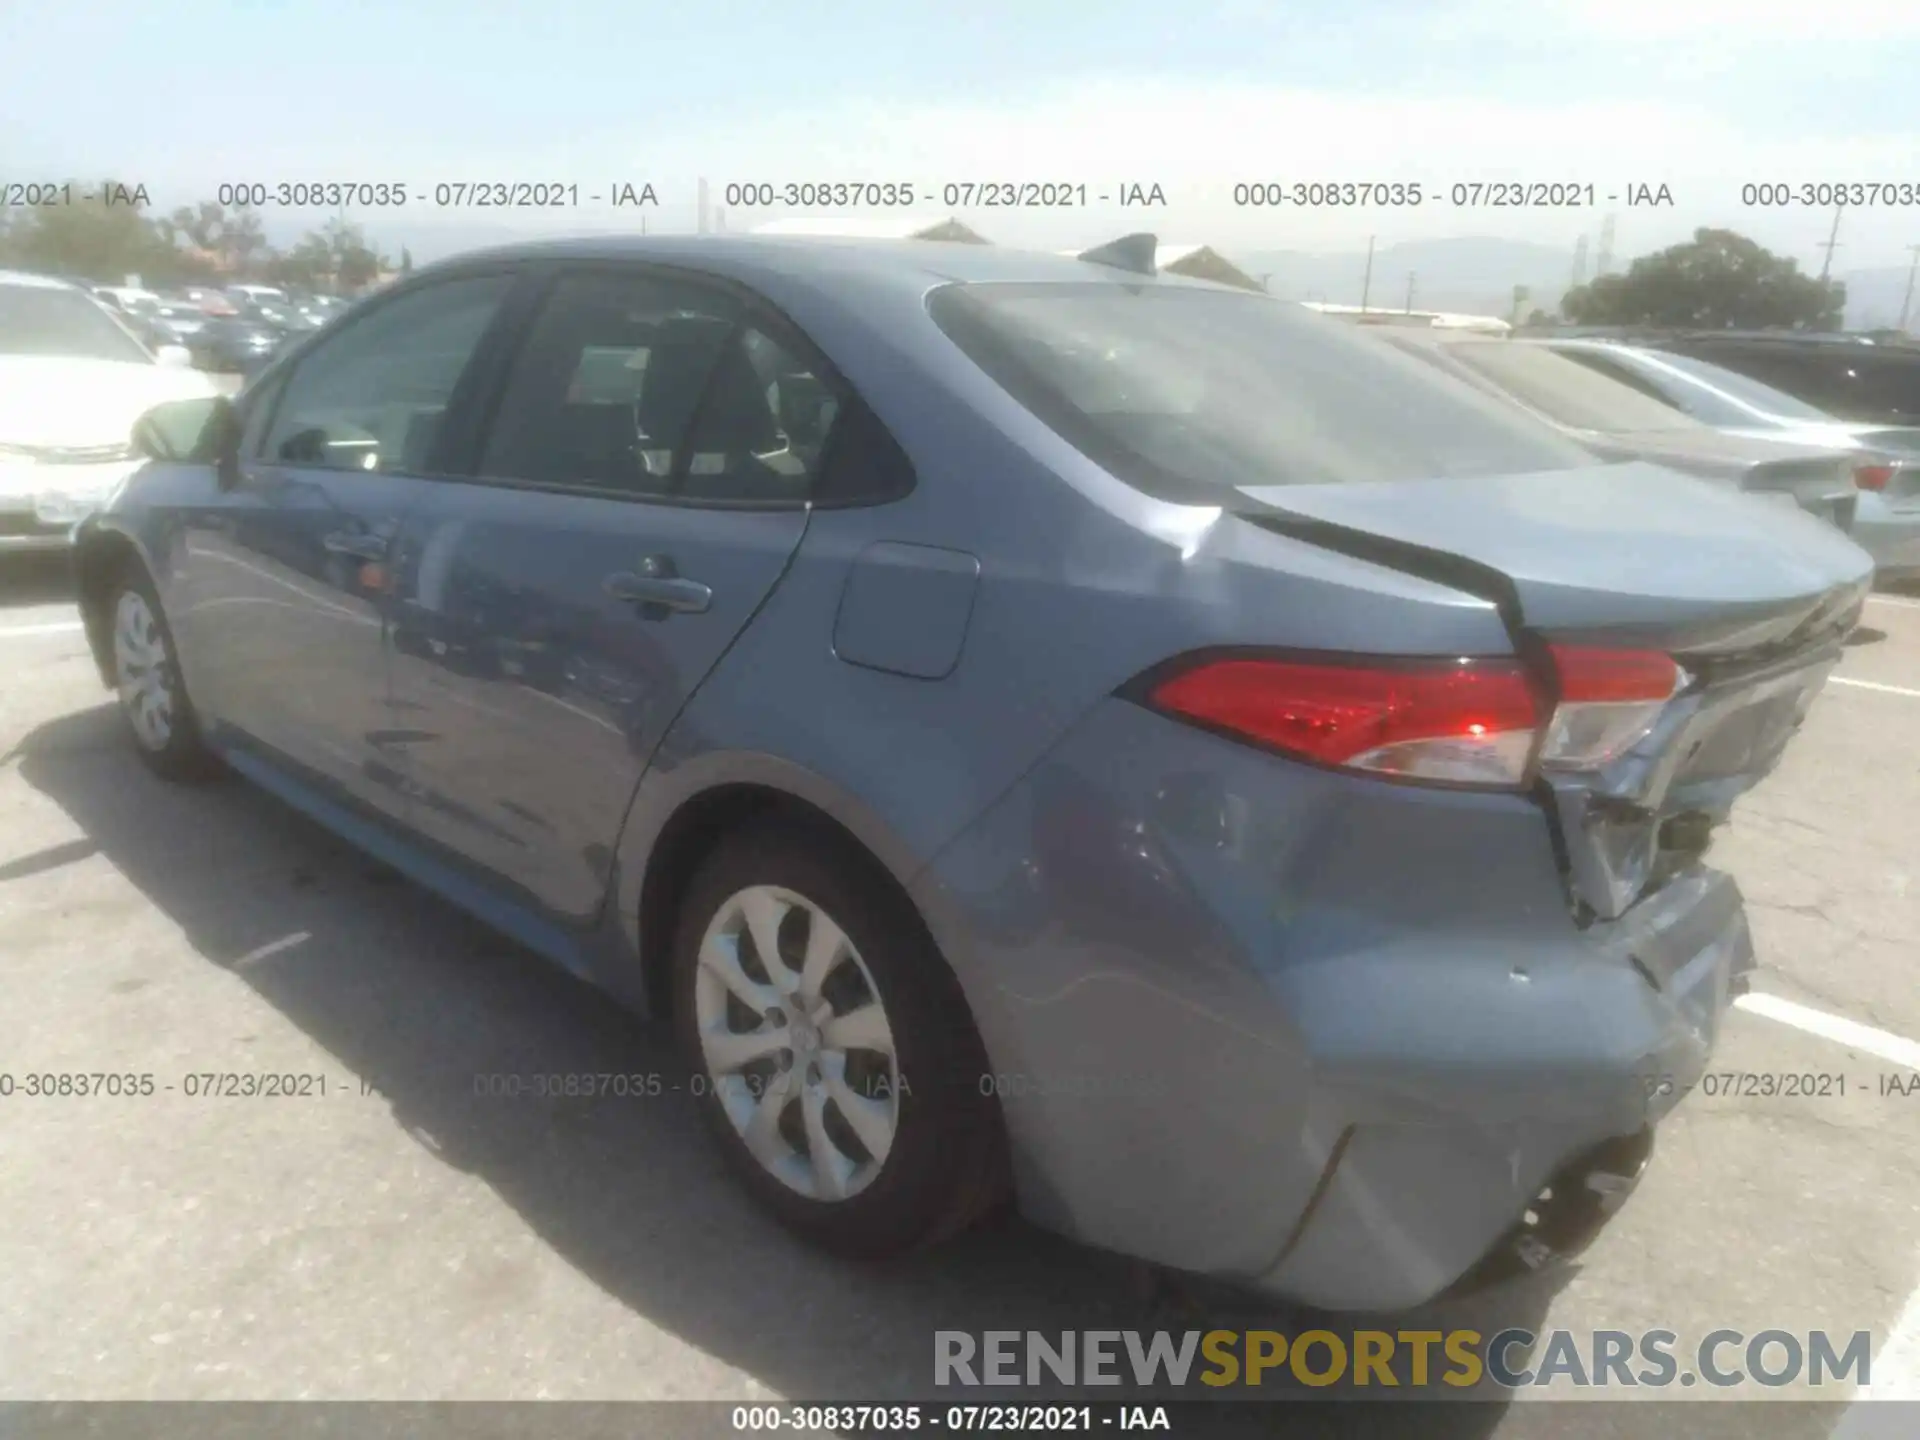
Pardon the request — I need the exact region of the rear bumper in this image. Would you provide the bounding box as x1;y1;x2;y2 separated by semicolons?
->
1259;869;1748;1310
914;698;1750;1312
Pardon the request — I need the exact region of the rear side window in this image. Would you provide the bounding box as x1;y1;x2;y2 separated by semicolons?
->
477;269;877;506
478;273;743;494
926;282;1595;501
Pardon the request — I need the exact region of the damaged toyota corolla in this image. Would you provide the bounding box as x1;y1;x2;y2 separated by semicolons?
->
72;234;1873;1311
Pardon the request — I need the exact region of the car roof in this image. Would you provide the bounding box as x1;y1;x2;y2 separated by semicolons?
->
426;233;1246;298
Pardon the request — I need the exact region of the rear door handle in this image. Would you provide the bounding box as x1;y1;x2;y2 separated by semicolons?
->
323;530;389;560
604;556;712;617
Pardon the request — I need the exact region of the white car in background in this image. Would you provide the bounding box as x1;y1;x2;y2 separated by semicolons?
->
0;270;220;555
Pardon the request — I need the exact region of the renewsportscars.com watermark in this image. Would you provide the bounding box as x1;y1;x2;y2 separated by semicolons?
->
934;1328;1874;1391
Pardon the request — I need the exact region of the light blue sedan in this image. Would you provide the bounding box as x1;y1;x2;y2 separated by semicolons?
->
71;235;1873;1311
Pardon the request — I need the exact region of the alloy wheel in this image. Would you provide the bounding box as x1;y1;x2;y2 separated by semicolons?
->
113;588;175;753
692;884;901;1202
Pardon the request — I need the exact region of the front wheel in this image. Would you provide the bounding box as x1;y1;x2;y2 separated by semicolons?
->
672;821;1008;1258
109;567;222;782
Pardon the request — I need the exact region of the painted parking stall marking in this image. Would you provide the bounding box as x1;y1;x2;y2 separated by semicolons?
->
1830;676;1920;700
1734;993;1920;1074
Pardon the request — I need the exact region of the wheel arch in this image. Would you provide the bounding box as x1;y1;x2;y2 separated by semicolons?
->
611;755;948;1024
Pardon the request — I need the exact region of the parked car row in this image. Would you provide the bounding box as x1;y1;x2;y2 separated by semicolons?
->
89;283;350;376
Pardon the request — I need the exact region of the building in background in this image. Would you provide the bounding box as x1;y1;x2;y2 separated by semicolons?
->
1152;243;1265;291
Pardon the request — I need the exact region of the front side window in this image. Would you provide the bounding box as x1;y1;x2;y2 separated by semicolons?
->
261;273;513;473
0;284;154;364
927;283;1595;502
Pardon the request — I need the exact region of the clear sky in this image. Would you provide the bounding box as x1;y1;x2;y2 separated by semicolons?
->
6;0;1919;269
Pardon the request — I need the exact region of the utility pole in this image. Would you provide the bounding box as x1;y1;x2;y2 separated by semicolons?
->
1818;203;1844;284
1509;284;1531;332
1404;272;1417;314
1899;243;1920;335
1359;235;1376;312
697;178;710;235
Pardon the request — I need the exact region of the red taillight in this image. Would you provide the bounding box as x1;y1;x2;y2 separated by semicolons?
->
1855;464;1894;493
1148;656;1541;786
1548;645;1679;703
1539;644;1681;769
1146;645;1686;786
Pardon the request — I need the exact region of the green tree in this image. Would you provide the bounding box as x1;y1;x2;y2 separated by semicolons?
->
267;217;387;293
1562;228;1843;330
157;200;271;278
0;179;179;283
0;186;400;296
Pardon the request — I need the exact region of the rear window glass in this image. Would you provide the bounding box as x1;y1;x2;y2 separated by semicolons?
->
1675;345;1920;426
1636;350;1833;422
925;283;1595;501
1416;339;1705;434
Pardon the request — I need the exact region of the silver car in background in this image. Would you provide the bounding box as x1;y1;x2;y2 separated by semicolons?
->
1546;339;1920;582
1382;330;1865;537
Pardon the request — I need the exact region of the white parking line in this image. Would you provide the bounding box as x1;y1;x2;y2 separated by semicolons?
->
231;931;312;968
1831;1270;1920;1433
1830;677;1920;699
1737;992;1920;1425
1734;992;1920;1072
1865;593;1920;611
0;619;83;639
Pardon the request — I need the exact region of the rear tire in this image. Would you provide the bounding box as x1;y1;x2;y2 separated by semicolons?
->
672;819;1008;1258
108;563;222;782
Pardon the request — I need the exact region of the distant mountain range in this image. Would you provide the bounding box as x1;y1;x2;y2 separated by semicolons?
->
1236;238;1579;318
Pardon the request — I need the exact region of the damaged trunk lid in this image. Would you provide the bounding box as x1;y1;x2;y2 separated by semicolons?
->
1233;460;1874;921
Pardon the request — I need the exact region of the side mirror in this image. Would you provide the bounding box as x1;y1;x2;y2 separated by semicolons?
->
154;344;193;368
131;396;242;485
